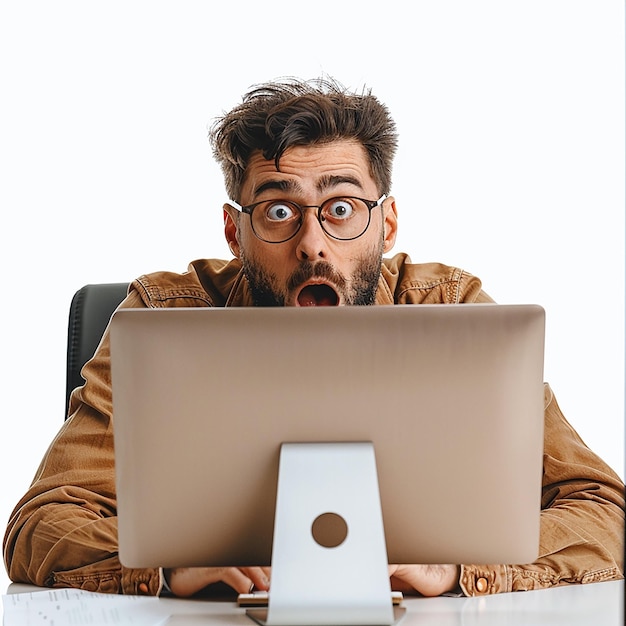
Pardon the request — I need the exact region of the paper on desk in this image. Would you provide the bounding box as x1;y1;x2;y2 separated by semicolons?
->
2;587;166;625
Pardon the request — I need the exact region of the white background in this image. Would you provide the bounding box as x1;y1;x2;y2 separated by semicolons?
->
0;1;623;592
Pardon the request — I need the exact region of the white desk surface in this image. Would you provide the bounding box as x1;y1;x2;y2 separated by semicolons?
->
3;580;623;625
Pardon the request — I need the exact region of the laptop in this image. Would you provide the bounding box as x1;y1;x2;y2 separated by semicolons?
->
110;304;545;571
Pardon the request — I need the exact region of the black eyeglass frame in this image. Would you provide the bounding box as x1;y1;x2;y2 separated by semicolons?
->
226;194;388;244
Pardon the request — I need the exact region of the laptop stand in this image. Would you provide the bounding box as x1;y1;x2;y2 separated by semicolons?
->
246;442;405;626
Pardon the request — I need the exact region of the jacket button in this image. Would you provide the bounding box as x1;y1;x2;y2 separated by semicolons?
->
475;577;488;593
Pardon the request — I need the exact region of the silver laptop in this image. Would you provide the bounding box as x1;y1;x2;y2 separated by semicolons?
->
110;303;545;570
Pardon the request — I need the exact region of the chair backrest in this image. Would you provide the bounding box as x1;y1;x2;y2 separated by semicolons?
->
66;283;129;418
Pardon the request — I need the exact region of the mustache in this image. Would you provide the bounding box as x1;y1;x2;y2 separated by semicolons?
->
286;261;347;292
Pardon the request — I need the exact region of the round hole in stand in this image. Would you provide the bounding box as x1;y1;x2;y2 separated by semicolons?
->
311;512;348;548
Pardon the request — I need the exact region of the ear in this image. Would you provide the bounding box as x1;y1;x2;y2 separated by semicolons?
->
382;196;398;253
223;205;241;258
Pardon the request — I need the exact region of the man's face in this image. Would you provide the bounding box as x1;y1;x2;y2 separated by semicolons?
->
224;140;397;306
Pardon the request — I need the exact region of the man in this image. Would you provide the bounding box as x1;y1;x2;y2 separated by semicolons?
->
3;77;624;598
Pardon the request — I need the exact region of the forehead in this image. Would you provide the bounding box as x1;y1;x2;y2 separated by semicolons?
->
240;140;376;200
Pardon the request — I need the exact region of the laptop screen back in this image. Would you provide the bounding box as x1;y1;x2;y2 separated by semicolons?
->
110;303;545;568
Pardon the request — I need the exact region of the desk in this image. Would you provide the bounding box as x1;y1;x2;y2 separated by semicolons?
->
3;580;623;625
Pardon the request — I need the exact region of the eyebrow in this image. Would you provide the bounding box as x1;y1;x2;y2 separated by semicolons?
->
253;179;299;196
253;174;364;198
317;174;363;193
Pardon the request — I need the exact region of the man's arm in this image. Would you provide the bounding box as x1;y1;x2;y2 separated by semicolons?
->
388;384;624;597
458;383;624;595
2;335;164;595
3;285;168;594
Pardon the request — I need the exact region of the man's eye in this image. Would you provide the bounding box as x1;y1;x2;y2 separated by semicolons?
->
326;200;354;220
266;203;295;221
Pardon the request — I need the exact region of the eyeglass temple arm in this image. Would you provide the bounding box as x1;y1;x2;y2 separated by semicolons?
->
227;199;244;212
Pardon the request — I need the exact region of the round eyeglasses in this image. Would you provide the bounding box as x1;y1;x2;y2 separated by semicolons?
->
227;195;387;244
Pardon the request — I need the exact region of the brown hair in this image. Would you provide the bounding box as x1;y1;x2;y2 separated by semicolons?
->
209;77;398;200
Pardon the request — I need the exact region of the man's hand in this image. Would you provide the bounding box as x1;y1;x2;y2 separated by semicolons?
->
165;567;270;598
166;564;459;598
388;564;460;597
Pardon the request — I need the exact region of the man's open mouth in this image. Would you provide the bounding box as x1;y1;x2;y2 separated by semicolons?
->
296;284;339;306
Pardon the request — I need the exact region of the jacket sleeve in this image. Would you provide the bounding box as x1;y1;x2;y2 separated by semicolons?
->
459;383;625;595
2;292;163;595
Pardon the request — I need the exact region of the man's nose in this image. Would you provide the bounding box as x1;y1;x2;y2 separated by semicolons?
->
294;210;328;261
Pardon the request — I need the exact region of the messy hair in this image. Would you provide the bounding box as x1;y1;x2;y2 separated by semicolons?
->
209;77;398;200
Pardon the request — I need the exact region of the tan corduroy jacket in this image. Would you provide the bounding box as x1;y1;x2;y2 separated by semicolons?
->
3;254;624;597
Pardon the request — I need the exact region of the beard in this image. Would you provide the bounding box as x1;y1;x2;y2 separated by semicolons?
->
240;242;384;307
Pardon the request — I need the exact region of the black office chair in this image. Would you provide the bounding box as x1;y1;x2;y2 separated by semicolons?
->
65;283;130;418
